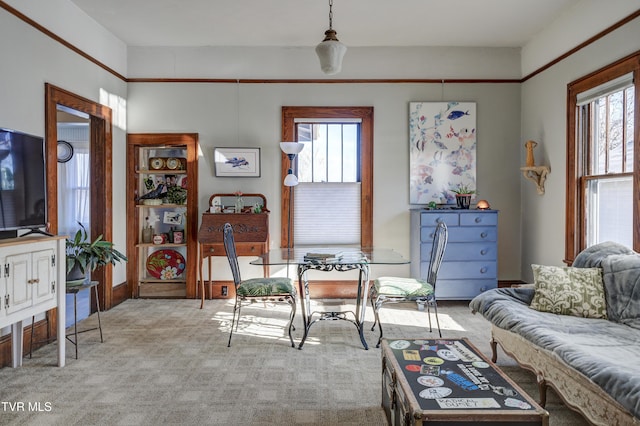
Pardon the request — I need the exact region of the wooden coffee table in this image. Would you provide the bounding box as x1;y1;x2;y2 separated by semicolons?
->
381;338;549;425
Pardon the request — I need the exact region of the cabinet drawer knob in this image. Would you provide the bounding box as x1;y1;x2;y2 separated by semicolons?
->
480;232;488;238
480;267;488;274
480;249;487;255
475;217;482;223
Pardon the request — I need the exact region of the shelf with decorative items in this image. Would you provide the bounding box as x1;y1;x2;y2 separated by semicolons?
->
198;193;269;305
126;133;198;299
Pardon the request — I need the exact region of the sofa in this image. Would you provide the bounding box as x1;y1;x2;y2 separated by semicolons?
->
469;242;640;425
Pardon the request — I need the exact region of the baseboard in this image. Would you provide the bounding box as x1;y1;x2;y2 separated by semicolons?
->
0;316;53;368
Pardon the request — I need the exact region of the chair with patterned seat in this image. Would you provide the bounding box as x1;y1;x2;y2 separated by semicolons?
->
222;222;297;347
370;221;448;347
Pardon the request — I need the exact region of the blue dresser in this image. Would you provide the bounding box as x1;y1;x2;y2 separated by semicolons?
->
410;209;498;300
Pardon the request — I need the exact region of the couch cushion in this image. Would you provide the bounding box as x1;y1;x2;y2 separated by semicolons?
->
530;264;607;319
601;253;640;327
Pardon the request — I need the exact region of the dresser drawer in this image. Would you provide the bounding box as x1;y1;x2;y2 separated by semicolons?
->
421;226;496;243
459;212;498;226
420;241;496;261
435;279;497;300
432;261;497;280
420;212;459;227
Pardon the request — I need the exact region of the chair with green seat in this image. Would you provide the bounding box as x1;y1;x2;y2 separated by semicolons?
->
222;222;297;347
370;221;448;347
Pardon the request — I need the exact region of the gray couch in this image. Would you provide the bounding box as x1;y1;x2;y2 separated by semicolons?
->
469;242;640;425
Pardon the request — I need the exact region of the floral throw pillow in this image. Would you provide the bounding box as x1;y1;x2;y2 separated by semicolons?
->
529;264;607;319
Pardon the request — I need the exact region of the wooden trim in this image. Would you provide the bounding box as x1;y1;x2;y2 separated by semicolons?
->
281;106;374;248
126;133;199;299
522;9;640;82
129;78;521;84
565;54;640;264
45;84;115;320
0;318;51;368
0;1;126;82
3;0;638;86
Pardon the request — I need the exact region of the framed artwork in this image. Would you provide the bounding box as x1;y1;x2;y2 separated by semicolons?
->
409;102;477;204
214;147;261;177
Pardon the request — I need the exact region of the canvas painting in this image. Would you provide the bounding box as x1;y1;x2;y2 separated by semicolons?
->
409;102;477;204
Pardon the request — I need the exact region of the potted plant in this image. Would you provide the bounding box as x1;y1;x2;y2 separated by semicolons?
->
450;184;475;209
66;222;128;285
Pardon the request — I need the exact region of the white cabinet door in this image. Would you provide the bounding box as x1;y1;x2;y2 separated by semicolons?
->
4;252;32;315
32;248;55;306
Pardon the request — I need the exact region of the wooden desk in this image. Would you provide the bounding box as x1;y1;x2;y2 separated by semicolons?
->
198;209;269;308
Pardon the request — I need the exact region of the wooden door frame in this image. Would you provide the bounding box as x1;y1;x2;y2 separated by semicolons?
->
45;84;114;316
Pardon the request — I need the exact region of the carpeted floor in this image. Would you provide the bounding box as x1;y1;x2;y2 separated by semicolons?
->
0;298;588;425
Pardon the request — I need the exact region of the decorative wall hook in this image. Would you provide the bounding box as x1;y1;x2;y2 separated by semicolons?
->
520;140;550;195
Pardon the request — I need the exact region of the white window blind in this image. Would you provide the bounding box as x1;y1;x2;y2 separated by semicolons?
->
576;72;634;105
294;182;361;245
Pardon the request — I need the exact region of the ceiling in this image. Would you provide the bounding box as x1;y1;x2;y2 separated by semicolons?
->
69;0;580;49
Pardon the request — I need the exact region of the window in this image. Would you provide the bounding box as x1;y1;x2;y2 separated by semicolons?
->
295;121;360;245
566;54;639;263
281;107;373;248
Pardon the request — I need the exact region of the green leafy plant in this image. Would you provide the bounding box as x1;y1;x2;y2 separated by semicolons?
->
165;186;187;204
66;222;128;275
450;184;476;195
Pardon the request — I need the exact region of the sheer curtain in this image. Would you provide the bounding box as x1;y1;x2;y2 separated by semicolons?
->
57;126;90;238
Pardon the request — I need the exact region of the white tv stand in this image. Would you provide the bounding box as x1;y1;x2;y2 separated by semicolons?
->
0;235;66;367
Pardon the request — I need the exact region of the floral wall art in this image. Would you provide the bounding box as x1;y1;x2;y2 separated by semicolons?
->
409;102;477;204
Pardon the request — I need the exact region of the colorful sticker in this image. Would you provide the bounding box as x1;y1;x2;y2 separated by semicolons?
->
389;340;411;350
436;398;501;409
417;375;445;387
423;357;444;365
472;361;490;369
441;369;478;391
419;387;452;399
405;364;422;372
504;397;532;409
491;385;518;397
403;350;422;361
437;349;459;361
420;365;441;375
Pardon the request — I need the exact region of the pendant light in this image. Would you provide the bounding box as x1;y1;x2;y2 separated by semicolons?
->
315;0;347;75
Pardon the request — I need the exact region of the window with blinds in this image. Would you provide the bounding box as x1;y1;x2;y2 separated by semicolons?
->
577;72;634;248
293;120;361;245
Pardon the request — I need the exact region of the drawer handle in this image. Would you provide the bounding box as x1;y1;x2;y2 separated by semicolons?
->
480;249;487;255
475;217;482;223
480;232;488;238
480;267;488;274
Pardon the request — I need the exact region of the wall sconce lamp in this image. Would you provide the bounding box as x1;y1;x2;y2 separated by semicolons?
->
520;140;550;195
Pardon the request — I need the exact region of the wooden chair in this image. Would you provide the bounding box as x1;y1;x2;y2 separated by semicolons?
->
222;223;296;347
370;221;448;347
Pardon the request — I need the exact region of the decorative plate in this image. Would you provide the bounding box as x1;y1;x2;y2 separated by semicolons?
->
166;157;180;170
149;157;165;170
146;249;186;280
57;140;74;163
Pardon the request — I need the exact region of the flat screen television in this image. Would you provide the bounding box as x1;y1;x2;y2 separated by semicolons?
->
0;127;48;235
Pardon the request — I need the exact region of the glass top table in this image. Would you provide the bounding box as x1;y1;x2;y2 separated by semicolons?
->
251;247;409;350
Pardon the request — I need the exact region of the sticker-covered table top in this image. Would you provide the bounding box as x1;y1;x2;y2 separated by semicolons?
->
383;338;537;412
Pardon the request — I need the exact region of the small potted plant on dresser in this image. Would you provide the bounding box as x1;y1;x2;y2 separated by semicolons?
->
65;222;128;286
450;184;475;209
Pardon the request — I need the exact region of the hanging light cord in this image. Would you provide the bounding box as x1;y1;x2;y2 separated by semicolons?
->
328;0;334;30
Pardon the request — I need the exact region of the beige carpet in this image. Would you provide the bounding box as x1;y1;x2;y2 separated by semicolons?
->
0;298;588;425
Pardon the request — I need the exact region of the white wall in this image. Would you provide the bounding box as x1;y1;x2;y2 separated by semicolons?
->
0;8;128;285
127;81;522;281
519;15;640;282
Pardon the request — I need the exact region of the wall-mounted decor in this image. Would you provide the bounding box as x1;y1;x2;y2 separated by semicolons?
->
409;102;477;204
214;147;261;177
